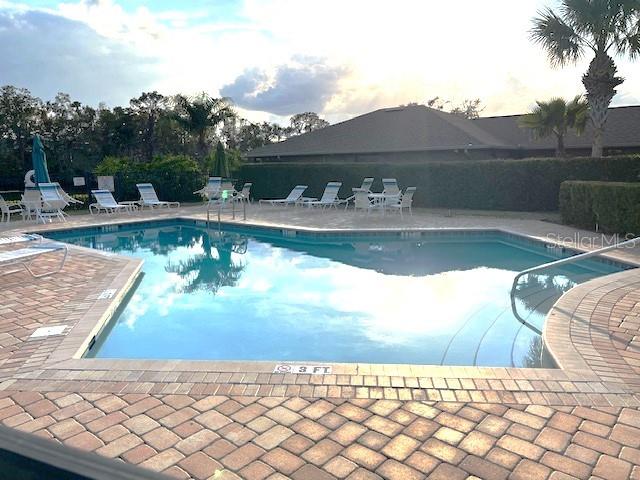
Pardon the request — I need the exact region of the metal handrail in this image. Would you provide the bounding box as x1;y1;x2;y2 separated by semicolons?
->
510;236;640;334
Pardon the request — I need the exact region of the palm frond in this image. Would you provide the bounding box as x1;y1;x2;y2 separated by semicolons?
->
530;7;585;66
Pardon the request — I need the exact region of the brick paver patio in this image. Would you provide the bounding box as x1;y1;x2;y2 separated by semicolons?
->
1;206;640;479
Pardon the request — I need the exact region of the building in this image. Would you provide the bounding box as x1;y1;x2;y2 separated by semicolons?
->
246;104;640;162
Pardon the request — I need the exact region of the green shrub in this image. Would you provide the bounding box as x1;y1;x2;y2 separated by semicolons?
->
239;155;640;211
560;181;640;234
95;155;205;202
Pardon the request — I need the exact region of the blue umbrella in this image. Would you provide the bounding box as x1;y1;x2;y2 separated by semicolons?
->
32;135;51;185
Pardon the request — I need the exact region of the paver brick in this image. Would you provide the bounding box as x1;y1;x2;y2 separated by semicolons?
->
343;444;386;470
380;434;420;461
254;425;295;450
510;459;552;480
592;455;633;480
534;427;572;452
174;429;219;455
323;455;358;478
239;461;275;480
302;438;343;466
178;452;223;480
420;438;466;464
142;426;181;450
261;447;306;475
541;451;592;479
221;443;265;470
329;421;367;446
375;459;423;480
459;455;509;480
139;449;185;472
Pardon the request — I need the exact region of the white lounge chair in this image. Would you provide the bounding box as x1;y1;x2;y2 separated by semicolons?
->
55;183;83;206
194;177;222;200
259;185;308;206
90;190;137;215
382;178;401;197
37;183;68;223
386;187;416;216
0;233;42;245
0;194;23;222
0;242;68;278
305;182;343;209
136;183;180;209
344;178;374;209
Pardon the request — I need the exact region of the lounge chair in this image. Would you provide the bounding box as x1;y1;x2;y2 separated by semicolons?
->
194;177;222;200
136;183;180;209
55;183;83;206
259;185;308;206
344;177;374;209
0;194;23;222
382;178;401;197
304;182;343;209
37;183;68;223
0;233;42;245
90;190;138;215
0;242;68;278
386;187;416;216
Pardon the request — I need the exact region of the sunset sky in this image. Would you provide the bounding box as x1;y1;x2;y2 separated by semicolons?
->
2;0;640;124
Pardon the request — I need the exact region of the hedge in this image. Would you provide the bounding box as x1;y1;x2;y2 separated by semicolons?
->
560;181;640;234
95;155;205;203
238;155;640;211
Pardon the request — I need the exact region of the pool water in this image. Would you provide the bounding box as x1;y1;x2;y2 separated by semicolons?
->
47;222;629;367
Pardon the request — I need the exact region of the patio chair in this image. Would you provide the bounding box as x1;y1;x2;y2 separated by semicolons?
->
90;190;138;215
0;194;23;223
352;188;380;215
233;183;252;205
259;185;308;206
343;177;374;209
21;189;42;221
386;187;416;217
136;183;180;210
37;183;69;223
0;242;68;278
194;177;222;200
305;182;343;209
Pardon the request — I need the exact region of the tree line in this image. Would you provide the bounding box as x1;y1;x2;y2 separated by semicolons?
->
0;85;329;186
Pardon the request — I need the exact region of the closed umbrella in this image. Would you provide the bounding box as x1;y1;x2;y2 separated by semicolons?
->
32;135;51;185
211;141;228;178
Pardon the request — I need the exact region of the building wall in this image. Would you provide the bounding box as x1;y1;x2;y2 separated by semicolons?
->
247;145;640;163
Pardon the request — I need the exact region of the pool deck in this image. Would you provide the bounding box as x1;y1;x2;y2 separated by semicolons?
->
1;204;640;479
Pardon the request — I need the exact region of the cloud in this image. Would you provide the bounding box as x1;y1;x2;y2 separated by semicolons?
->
0;8;158;105
221;57;349;115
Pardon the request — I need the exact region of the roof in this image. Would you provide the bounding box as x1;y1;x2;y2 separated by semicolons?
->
246;104;509;158
473;105;640;150
247;104;640;158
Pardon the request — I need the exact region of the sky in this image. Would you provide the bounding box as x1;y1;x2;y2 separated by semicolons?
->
2;0;640;125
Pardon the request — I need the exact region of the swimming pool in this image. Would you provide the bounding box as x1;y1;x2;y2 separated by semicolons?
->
46;221;631;367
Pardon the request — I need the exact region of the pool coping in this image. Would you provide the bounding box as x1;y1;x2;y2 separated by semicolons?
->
3;210;640;407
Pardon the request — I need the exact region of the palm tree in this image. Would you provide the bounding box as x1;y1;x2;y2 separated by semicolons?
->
530;1;640;157
173;93;235;159
519;96;589;157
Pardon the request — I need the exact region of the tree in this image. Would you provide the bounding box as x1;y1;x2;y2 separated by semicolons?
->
530;1;640;157
519;96;589;157
288;112;329;135
0;86;41;171
173;93;235;159
130;91;168;161
450;98;484;119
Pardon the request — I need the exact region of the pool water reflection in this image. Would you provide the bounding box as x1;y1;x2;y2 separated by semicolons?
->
47;223;627;367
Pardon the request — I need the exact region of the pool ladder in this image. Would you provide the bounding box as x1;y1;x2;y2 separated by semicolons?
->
206;196;246;230
509;235;640;335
